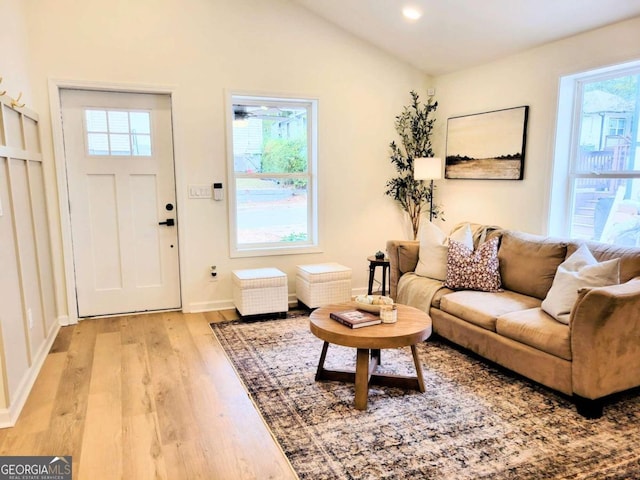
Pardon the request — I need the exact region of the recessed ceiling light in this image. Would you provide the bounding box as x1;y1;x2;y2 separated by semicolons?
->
402;6;423;21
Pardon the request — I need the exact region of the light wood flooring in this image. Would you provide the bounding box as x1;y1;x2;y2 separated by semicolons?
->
0;310;298;480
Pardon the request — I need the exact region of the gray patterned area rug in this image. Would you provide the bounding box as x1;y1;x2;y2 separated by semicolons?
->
211;315;640;479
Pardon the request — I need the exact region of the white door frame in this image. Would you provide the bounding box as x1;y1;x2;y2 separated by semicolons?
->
49;79;187;324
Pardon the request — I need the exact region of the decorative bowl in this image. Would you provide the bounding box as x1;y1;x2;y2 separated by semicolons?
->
354;295;394;313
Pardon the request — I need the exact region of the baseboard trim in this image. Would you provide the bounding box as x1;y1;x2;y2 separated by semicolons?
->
187;294;307;313
187;300;236;313
0;320;61;429
58;314;74;326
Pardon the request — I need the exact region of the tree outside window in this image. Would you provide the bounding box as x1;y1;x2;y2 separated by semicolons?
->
227;94;318;256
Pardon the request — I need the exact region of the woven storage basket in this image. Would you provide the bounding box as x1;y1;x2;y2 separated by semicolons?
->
296;263;352;309
232;268;288;316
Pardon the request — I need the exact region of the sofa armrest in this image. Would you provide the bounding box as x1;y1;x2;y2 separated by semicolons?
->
386;240;420;300
571;277;640;400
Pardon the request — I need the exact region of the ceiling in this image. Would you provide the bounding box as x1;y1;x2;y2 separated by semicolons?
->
292;0;640;75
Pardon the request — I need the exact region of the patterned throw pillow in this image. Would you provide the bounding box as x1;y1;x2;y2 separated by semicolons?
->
445;237;502;292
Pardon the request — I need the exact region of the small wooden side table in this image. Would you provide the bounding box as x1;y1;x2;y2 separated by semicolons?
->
310;303;432;410
367;256;390;296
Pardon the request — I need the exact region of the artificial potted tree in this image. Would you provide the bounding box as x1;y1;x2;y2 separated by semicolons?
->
385;90;443;240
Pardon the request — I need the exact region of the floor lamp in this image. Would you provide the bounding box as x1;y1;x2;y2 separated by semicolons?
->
414;157;443;222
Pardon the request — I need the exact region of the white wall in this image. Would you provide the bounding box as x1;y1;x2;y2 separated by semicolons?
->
23;0;429;315
0;0;60;425
0;0;31;101
432;16;640;235
25;0;640;316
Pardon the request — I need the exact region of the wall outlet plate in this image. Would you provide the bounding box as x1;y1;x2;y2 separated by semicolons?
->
208;265;218;282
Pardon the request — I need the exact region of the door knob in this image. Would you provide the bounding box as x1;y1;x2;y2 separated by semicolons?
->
158;218;175;226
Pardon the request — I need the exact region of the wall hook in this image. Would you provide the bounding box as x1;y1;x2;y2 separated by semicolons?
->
11;92;24;109
0;77;6;96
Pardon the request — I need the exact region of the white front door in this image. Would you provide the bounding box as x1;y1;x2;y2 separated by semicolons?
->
61;89;180;317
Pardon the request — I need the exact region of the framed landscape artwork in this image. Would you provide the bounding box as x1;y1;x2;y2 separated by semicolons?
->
445;106;529;180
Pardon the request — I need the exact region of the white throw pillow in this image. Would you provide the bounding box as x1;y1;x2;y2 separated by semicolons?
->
415;222;473;281
541;244;620;324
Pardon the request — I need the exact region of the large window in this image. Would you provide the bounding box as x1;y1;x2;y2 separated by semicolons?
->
227;94;318;256
552;63;640;246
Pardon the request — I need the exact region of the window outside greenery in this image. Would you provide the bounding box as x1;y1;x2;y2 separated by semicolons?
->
229;95;317;254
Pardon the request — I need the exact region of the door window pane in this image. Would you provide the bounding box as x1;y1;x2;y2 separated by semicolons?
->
84;109;152;157
86;110;108;132
108;111;130;133
109;134;131;155
87;133;109;155
130;112;151;134
133;134;152;156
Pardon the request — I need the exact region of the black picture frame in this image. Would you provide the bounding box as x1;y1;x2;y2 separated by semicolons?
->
445;106;529;180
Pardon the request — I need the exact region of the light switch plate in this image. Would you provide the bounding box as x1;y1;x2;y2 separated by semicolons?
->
188;184;213;199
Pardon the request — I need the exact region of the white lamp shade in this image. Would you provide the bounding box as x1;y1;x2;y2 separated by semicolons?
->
414;157;443;180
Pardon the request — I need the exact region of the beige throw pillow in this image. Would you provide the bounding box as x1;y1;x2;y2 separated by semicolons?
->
541;244;620;324
415;222;473;281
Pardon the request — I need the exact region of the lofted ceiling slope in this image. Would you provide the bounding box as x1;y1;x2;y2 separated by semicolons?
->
292;0;640;75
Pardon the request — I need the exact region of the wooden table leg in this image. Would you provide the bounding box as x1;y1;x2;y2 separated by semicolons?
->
315;343;424;410
411;344;426;392
371;348;381;366
382;265;388;296
355;348;370;410
315;341;329;381
367;264;375;295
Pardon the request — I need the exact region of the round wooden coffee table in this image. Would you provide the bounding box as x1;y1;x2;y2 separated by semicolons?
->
309;303;432;410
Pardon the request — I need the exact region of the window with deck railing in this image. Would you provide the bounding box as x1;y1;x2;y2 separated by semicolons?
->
551;63;640;246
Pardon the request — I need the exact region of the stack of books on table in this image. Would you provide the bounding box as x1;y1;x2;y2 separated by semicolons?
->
330;309;381;329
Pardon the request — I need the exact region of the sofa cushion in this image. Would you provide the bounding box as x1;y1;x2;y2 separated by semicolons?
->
415;222;473;280
398;242;420;275
444;237;501;292
498;231;567;300
569;241;640;284
439;290;541;331
541;244;620;324
496;308;571;361
432;286;454;309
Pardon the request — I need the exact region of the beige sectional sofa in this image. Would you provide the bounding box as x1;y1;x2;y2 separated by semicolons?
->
387;227;640;417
